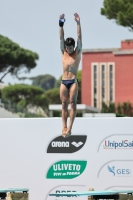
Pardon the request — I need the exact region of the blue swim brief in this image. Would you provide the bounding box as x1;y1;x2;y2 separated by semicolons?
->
61;79;78;89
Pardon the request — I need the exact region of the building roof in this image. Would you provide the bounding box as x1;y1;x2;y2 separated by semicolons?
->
82;48;133;55
82;48;119;53
113;50;133;55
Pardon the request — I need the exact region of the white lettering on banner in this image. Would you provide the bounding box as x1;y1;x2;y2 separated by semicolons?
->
53;164;81;171
53;172;80;176
67;172;80;175
54;173;62;176
51;141;69;147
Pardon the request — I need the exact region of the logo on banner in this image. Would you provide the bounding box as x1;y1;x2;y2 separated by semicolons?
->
46;160;87;179
98;135;133;152
98;160;133;178
71;141;83;147
47;135;87;153
46;185;86;199
103;140;133;149
54;190;77;197
107;165;131;177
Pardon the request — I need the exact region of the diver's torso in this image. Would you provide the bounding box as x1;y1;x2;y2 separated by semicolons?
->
62;49;81;79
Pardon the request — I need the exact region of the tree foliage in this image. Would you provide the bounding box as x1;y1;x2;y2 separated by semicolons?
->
101;101;133;116
101;102;116;113
45;88;60;104
101;0;133;31
2;84;44;103
54;75;62;88
1;84;49;108
0;35;39;82
30;74;56;91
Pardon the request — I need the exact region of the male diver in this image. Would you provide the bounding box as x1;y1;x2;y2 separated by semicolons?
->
59;13;82;137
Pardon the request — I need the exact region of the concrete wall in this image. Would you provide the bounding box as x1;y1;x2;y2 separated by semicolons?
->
0;118;133;200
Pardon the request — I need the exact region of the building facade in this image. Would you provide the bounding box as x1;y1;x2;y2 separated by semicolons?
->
82;40;133;109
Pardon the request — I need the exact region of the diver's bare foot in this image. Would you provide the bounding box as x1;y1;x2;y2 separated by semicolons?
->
65;127;72;137
62;127;67;137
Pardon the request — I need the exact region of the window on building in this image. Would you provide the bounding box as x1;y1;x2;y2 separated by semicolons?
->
102;65;105;102
94;98;97;107
93;65;97;108
109;64;113;102
94;88;97;94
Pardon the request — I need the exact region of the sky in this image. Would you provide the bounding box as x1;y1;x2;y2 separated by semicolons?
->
0;0;133;85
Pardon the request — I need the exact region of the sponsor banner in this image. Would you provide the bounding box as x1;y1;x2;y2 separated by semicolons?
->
1;118;133;200
46;160;87;179
46;185;87;200
47;135;87;153
105;186;133;190
98;135;133;152
98;161;133;178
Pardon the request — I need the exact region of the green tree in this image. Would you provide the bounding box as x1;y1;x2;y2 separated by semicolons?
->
121;102;133;116
101;0;133;31
101;102;109;113
30;74;56;90
33;94;49;109
1;84;47;107
54;75;62;88
101;102;115;113
122;102;128;115
101;101;133;117
0;35;39;82
45;88;60;104
116;103;122;114
126;102;133;116
108;102;116;113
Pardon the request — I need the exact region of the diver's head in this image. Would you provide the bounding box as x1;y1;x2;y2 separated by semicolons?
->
65;37;75;54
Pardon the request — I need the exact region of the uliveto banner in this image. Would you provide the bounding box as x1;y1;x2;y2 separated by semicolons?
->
0;118;133;200
46;160;87;179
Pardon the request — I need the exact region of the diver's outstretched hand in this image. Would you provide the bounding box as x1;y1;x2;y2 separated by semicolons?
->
74;13;80;23
59;14;65;21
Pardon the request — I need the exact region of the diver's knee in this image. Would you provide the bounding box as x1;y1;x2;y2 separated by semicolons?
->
70;101;76;110
62;101;68;110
